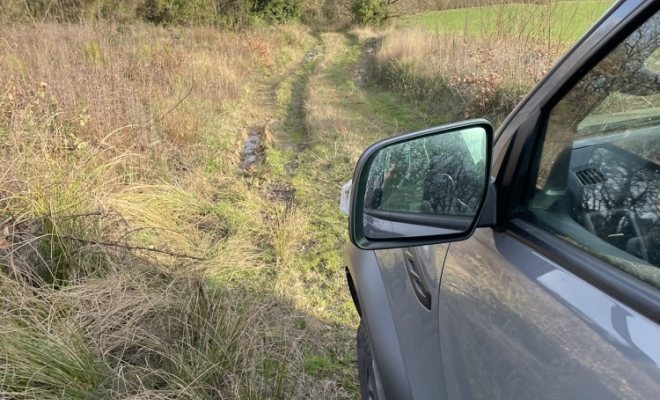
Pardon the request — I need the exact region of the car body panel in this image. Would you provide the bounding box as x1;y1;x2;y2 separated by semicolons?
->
373;244;449;399
440;228;660;400
346;241;450;400
345;243;413;400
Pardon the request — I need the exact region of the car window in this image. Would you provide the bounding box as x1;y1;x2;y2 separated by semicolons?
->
523;12;660;290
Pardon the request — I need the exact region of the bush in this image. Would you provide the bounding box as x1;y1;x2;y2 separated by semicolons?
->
100;1;138;23
135;0;170;24
1;0;318;27
255;0;304;23
351;0;388;25
218;0;255;28
136;0;215;25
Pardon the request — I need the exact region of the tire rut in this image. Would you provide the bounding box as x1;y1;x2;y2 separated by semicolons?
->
238;43;322;175
280;44;321;152
238;43;322;174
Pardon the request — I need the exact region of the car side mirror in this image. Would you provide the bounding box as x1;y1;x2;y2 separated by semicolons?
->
349;119;493;250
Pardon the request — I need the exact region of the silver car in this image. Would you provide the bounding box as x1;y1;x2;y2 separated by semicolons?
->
344;1;660;399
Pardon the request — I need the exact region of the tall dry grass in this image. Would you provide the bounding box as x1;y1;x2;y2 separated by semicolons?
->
360;1;611;126
366;27;555;126
2;23;262;156
0;22;351;398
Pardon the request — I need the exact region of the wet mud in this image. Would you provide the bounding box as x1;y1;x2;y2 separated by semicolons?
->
240;125;264;171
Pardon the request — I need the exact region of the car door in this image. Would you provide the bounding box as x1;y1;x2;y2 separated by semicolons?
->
370;244;449;398
438;2;660;399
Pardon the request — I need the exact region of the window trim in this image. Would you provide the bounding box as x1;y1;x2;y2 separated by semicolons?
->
507;218;660;324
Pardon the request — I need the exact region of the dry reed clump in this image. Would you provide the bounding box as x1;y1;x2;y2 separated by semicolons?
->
0;131;313;397
368;27;558;125
0;249;313;399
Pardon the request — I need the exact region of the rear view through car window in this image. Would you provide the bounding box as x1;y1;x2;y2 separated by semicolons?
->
524;12;660;290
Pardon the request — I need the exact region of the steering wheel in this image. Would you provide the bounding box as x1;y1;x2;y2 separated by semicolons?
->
619;213;650;262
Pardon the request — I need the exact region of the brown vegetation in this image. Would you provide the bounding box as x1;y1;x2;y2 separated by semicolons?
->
359;27;555;127
0;22;355;398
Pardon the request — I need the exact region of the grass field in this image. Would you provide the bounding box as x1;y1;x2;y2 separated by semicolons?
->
0;22;366;399
398;0;615;45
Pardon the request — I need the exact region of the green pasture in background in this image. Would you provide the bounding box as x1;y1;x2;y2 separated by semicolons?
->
398;0;616;44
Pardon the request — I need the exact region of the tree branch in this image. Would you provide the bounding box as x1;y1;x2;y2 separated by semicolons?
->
61;235;207;261
155;80;195;124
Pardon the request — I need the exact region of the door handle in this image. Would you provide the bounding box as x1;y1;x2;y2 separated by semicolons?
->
403;248;432;310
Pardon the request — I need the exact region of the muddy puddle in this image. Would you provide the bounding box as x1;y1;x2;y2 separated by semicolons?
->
352;39;378;87
267;181;295;205
240;126;263;171
304;46;319;62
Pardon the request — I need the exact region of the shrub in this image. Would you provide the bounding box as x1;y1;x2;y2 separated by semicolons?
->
136;0;215;25
255;0;305;23
351;0;388;25
1;0;316;27
217;0;255;28
100;1;138;23
135;0;171;24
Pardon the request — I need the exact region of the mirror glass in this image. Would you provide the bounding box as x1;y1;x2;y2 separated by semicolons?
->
362;127;488;239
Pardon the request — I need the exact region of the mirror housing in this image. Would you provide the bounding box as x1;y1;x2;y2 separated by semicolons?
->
349;119;494;250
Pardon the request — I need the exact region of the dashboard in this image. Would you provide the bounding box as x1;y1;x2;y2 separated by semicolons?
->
566;129;660;264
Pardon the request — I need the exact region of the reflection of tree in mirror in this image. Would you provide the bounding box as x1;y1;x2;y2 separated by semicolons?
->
364;128;486;217
423;143;485;215
365;140;425;212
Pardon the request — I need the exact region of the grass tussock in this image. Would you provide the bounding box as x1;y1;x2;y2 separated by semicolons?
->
0;21;355;398
0;259;314;399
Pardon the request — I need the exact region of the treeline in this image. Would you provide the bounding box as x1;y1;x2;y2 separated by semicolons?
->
0;0;348;27
0;0;548;27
